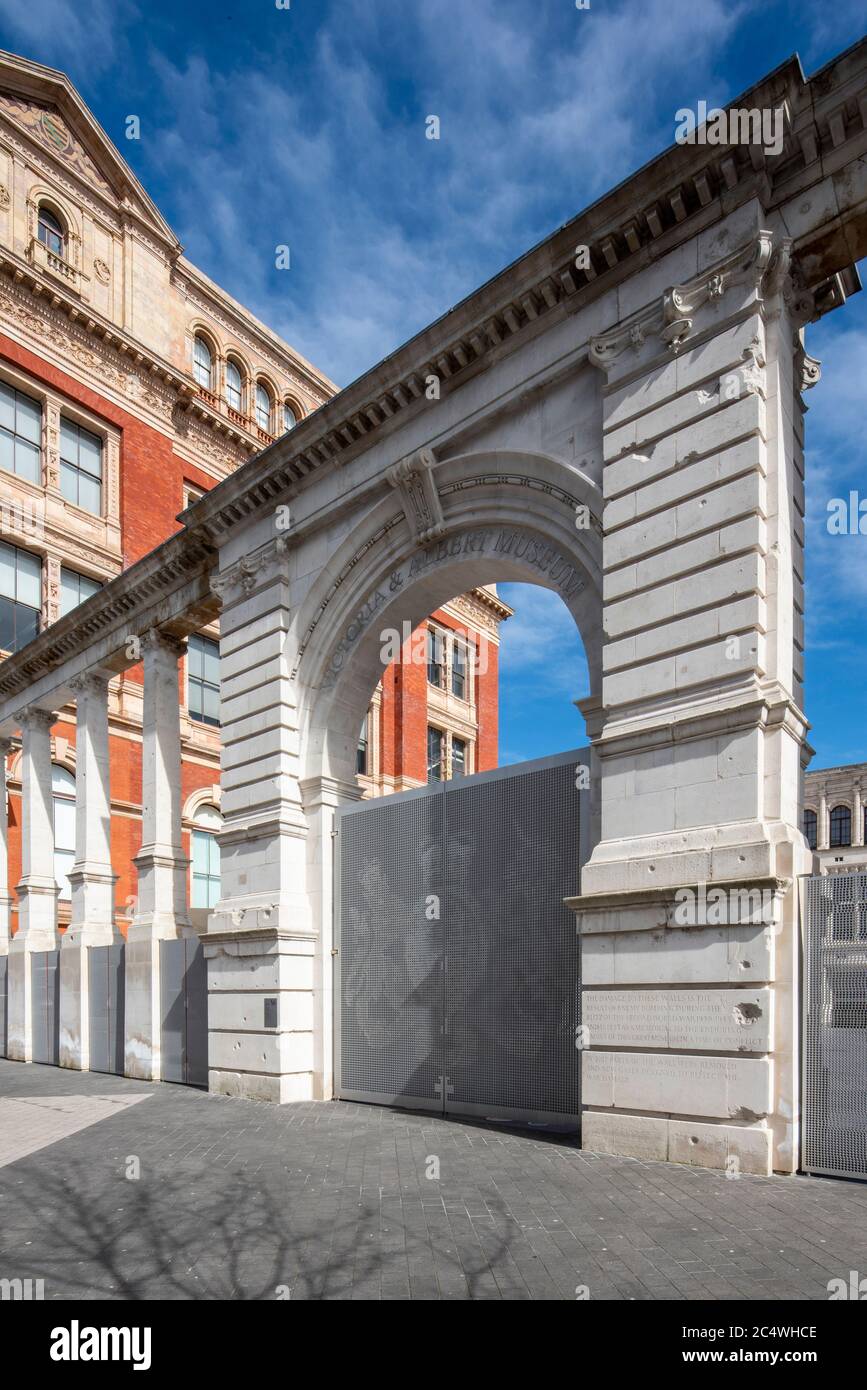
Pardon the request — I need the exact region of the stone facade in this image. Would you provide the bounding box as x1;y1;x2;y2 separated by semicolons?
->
0;50;497;949
0;41;864;1176
803;761;867;874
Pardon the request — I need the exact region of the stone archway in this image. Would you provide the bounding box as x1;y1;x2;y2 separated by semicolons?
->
294;448;601;789
277;448;602;1100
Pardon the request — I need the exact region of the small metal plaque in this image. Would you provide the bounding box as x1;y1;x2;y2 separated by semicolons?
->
264;997;278;1029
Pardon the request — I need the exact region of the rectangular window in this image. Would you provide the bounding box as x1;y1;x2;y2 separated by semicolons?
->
452;640;468;699
188;632;220;726
192;830;221;908
60;566;102;617
357;713;369;776
452;737;467;778
427;628;444;688
0;380;42;484
0;540;41;652
60;418;102;515
427;726;443;783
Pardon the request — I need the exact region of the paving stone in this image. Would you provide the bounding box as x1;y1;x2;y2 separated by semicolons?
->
1;1059;866;1301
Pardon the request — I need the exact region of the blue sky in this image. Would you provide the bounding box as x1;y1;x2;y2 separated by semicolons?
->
0;0;863;769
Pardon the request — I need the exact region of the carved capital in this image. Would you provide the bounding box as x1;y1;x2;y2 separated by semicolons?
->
387;447;445;543
69;670;110;699
141;628;186;659
18;706;57;732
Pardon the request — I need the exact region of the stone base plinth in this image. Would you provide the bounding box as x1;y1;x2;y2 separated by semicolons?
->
204;928;315;1105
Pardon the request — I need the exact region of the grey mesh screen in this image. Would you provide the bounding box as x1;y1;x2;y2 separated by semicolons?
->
88;943;125;1075
31;949;59;1065
803;873;867;1178
337;750;583;1127
443;762;580;1121
0;956;6;1056
339;787;444;1108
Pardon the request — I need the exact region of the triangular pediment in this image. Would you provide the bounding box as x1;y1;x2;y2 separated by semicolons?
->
0;50;180;253
0;92;115;195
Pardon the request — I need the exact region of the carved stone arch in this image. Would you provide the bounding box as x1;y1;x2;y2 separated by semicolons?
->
282;393;304;427
188;320;222;386
27;182;82;265
253;372;278;430
223;347;251;409
182;783;221;831
291;449;602;788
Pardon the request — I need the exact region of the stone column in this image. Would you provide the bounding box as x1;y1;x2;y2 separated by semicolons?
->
302;774;364;1101
819;786;828;850
8;707;59;1062
60;673;119;1070
569;210;820;1176
125;629;190;1081
204;540;316;1103
0;738;13;958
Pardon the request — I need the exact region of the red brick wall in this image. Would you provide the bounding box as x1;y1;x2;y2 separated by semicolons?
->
376;607;500;785
0;339;219;935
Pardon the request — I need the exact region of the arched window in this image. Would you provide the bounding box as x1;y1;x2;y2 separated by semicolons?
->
191;803;221;909
255;383;272;432
225;360;243;412
830;804;852;848
193;335;213;391
52;764;75;900
283;401;298;433
803;808;817;851
38;205;65;257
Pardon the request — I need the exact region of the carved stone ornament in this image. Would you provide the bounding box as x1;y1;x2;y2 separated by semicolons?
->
588;230;777;369
0;185;10;208
387;447;445;544
93;258;111;284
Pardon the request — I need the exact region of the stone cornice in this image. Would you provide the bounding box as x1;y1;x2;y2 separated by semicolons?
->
183;42;867;546
0;243;308;459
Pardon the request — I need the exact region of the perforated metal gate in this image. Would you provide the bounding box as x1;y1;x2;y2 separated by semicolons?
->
335;749;587;1128
0;956;7;1057
31;949;59;1065
160;937;208;1086
803;873;867;1179
88;943;125;1075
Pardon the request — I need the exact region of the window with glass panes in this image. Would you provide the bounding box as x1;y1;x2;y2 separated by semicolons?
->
60;418;102;514
255;383;272;432
52;765;75;901
191;804;221;909
225;360;243;411
357;713;369;775
283;402;298;432
427;726;443;782
38;206;64;256
0;541;40;652
803;808;817;850
427;628;445;688
188;633;220;726
830;804;852;847
451;640;468;699
0;381;41;483
452;736;467;777
193;336;212;390
60;567;102;617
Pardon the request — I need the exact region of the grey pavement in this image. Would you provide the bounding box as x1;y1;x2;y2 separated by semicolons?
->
1;1058;866;1301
